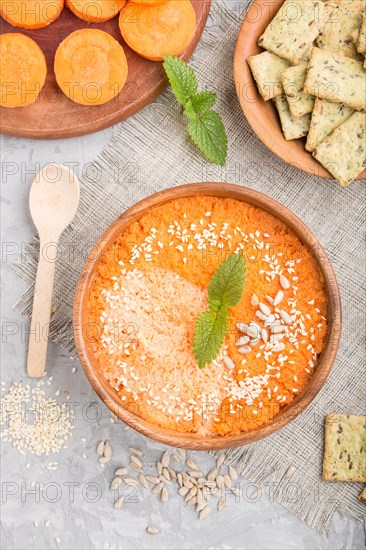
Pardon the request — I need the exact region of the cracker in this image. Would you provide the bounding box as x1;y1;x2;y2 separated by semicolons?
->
357;11;366;54
303;47;366;111
273;95;311;140
323;414;366;482
258;0;328;65
313;112;366;185
247;51;291;101
359;487;366;502
306;98;354;151
316;1;364;60
281;64;315;118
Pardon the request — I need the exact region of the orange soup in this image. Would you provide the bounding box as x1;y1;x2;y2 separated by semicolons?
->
87;196;327;436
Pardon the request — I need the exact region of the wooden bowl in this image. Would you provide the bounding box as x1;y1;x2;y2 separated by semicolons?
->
73;182;341;450
233;0;366;181
0;0;210;139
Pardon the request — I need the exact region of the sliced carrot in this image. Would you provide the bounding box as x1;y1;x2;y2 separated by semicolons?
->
119;0;197;61
0;0;64;29
54;29;128;106
65;0;126;23
0;33;47;108
133;0;168;5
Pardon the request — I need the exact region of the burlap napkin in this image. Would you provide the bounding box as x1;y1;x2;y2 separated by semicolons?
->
12;0;365;533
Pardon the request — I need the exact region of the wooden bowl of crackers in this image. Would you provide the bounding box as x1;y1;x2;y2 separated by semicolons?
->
234;0;366;186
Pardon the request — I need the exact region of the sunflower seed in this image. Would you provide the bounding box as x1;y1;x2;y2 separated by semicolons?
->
236;336;250;346
138;474;149;488
261;328;268;343
129;447;144;457
216;453;225;469
259;302;271;316
231;487;241;497
271;333;284;342
272;342;285;352
280;310;293;325
110;477;122;490
162;468;171;481
186;486;198;500
196;487;204;504
199;507;212;520
246;326;258;338
272;324;285;334
186;458;198;470
238;345;251;355
264;314;276;325
161;486;169;502
216;474;224;487
218;498;226;511
172;454;181;463
113;496;124;509
196;502;206;513
177;448;186;459
130;455;142;468
146;475;160;484
189;470;202;478
123;478;137;485
168;467;176;480
280;275;290;289
156;461;163;475
146;526;159;535
183;480;194;489
256;310;268;321
181;472;189;483
228;465;238;480
152;482;164;494
223;356;235;369
103;441;112;459
115;467;128;476
266;295;274;306
274;290;284;306
187;496;197;507
250;293;259;306
207;468;218;481
177;472;183;487
179;486;190;496
96;441;105;455
159;474;172;485
236;322;248;333
223;475;232;488
99;456;110;464
190;476;198;485
161;451;170;468
130;462;142;473
286;465;296;478
197;477;206;485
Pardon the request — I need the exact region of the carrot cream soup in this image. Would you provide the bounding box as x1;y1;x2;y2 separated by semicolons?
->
87;196;327;436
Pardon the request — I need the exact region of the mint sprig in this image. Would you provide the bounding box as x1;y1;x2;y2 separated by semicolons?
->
193;253;246;369
163;56;227;166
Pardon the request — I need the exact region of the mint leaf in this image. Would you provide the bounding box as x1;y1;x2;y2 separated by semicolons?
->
189;91;217;113
208;253;246;308
188;110;227;166
183;99;197;120
162;55;198;106
193;309;229;370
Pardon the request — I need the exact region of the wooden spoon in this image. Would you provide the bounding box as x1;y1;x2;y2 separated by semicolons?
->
27;164;80;377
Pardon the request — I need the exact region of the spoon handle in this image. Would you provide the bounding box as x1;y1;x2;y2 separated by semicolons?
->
27;236;58;377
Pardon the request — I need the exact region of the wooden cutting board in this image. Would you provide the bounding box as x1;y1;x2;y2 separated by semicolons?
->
0;0;211;139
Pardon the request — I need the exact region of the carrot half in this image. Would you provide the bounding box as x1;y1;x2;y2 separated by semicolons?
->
0;33;47;108
65;0;126;23
119;0;197;61
54;29;128;106
0;0;64;29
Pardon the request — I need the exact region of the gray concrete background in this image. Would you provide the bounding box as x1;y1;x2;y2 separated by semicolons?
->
1;128;365;550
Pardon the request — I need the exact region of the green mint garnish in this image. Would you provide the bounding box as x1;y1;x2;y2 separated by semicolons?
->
193;253;246;369
163;56;227;166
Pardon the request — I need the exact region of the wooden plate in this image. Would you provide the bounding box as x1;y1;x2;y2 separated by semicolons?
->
73;182;341;450
0;0;211;139
233;0;366;180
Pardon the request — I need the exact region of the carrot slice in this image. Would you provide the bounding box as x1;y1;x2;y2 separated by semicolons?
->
65;0;126;23
119;0;197;61
54;29;128;106
0;0;64;29
133;0;168;5
0;33;47;108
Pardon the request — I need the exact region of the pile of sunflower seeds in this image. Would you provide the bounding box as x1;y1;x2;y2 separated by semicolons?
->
97;442;242;532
